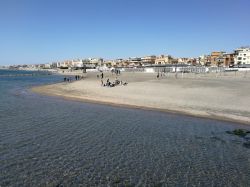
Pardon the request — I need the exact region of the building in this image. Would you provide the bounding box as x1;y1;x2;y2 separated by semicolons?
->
102;60;112;68
44;63;51;69
51;62;58;68
155;55;173;65
210;51;225;66
113;59;128;67
88;58;104;67
234;47;250;66
71;59;83;68
141;55;156;65
198;55;211;66
186;58;197;66
128;57;142;67
223;53;235;67
57;60;71;68
177;58;189;64
207;52;235;67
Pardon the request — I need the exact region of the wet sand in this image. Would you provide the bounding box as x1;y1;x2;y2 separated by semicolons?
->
31;71;250;124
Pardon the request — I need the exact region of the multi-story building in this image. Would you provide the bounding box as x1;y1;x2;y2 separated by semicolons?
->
88;58;104;67
128;57;142;67
51;62;58;68
223;53;235;67
177;58;189;64
234;47;250;66
44;63;51;69
106;59;123;67
198;55;210;66
114;59;127;67
210;51;225;66
155;55;173;65
206;52;234;67
186;58;197;66
141;55;156;65
57;60;71;68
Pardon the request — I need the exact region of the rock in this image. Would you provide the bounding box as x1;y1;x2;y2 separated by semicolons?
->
226;129;250;137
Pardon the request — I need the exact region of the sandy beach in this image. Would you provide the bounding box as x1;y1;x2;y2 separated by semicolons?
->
32;71;250;124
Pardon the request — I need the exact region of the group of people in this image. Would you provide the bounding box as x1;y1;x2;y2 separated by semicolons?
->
111;69;121;75
63;75;83;82
156;72;165;79
63;77;72;82
97;71;127;87
101;78;127;87
75;75;81;80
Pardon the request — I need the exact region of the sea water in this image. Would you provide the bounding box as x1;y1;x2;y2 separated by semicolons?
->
0;70;250;186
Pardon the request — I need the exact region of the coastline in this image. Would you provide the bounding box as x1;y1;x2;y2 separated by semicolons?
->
31;71;250;125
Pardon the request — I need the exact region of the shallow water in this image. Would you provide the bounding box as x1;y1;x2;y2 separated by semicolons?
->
0;70;250;186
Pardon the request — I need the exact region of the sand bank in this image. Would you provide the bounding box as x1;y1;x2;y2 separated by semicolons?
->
31;71;250;124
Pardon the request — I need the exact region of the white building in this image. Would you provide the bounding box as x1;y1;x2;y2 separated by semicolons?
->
44;63;51;69
88;58;104;66
234;47;250;66
71;59;83;68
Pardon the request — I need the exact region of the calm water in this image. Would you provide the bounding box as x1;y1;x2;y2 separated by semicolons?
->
0;70;250;186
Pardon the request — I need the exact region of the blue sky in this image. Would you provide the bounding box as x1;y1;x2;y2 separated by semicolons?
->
0;0;250;65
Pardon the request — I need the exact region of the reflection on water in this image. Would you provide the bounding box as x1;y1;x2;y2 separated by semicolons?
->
0;70;250;186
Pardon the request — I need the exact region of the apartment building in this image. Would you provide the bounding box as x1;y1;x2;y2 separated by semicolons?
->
88;58;104;66
177;58;189;64
223;53;235;67
210;51;225;66
141;55;156;65
128;57;142;67
234;47;250;66
155;55;173;65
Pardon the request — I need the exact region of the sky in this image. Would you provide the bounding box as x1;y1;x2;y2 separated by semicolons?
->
0;0;250;65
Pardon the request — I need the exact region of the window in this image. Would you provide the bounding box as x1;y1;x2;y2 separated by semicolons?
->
238;57;242;60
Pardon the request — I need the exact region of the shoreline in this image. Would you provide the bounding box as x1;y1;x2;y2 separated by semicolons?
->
30;71;250;125
31;85;249;125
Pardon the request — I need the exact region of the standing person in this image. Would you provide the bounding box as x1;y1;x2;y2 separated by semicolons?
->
101;72;104;79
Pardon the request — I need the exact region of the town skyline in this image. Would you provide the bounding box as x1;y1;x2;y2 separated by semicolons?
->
1;0;250;65
3;46;249;70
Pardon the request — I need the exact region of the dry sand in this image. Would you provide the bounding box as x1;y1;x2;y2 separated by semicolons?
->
32;71;250;124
